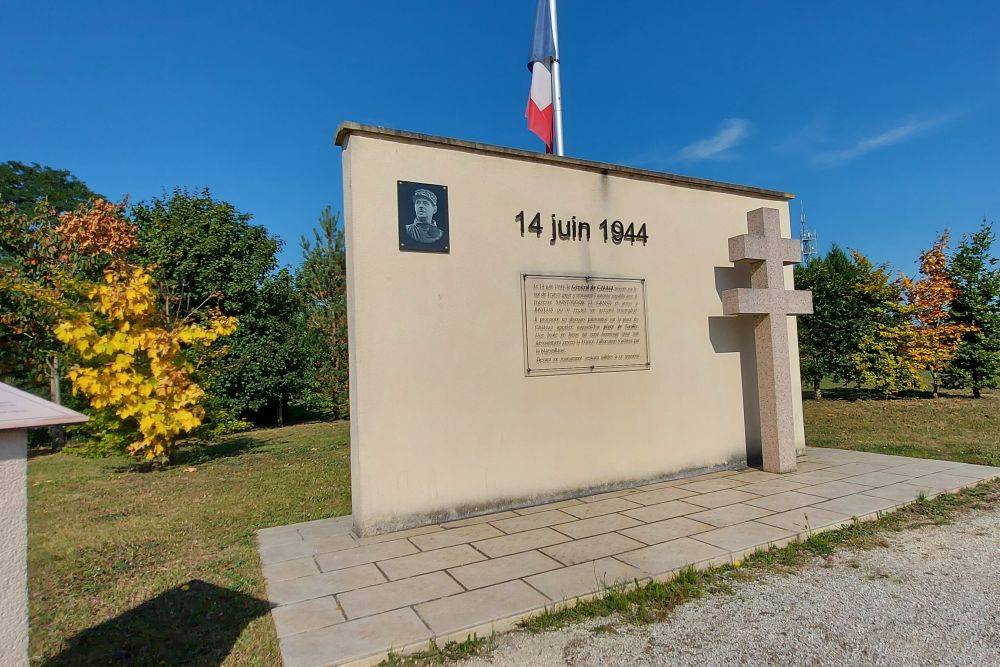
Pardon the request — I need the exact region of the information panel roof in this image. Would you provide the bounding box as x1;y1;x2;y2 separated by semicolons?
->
0;382;88;430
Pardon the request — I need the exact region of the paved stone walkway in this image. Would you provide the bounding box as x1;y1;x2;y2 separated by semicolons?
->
256;449;1000;667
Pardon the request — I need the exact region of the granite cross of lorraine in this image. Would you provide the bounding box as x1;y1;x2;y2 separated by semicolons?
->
721;207;812;474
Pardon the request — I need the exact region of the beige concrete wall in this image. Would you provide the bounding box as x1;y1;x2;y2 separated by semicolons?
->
342;130;806;535
0;429;28;666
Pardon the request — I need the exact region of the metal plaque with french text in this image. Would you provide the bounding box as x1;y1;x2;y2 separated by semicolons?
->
522;275;650;376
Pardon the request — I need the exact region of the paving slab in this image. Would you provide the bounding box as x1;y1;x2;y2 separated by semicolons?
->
806;449;868;461
729;470;783;483
691;521;796;553
939;463;1000;479
616;537;730;576
473;526;572;558
441;510;519;528
736;479;807;496
377;544;485;580
491;510;577;534
619;516;715;544
258;449;1000;666
448;550;562;589
841;471;913;487
414;580;549;635
634;478;688;491
811;493;899;517
686;504;773;528
675;477;748;494
578;488;641;503
315;539;417;573
864;482;940;502
260;533;357;564
282;515;354;535
541;532;645;566
823;462;892;476
267;564;386;606
745;490;827;512
524;557;647;601
622;499;704;523
550;512;642;539
798;480;873;499
512;499;583;515
560;497;642;519
409;523;503;551
280;608;430;667
886;460;961;477
755;507;852;534
258;526;308;549
337;571;462;619
787;461;835;472
910;472;983;492
860;453;924;466
684;489;761;509
297;519;357;542
694;470;742;479
271;596;345;638
262;556;320;583
783;469;852;484
356;525;442;546
625;486;697;505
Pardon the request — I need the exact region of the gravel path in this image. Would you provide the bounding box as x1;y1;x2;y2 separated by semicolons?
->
460;504;1000;666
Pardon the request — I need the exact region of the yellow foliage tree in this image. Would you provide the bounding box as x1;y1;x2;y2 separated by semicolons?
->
851;324;923;399
902;232;976;397
848;251;923;398
55;264;236;461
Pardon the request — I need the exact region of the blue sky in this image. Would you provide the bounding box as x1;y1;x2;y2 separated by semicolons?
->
3;1;997;273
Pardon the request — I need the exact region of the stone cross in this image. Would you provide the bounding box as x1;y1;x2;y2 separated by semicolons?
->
721;208;813;473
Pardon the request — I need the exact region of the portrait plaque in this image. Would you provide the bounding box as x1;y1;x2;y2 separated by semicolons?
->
397;180;449;253
522;275;650;376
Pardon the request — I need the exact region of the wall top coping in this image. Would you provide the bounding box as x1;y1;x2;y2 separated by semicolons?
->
334;122;794;202
0;382;88;431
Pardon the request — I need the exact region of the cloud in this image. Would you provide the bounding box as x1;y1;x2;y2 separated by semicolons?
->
812;115;954;166
676;118;751;161
773;113;831;155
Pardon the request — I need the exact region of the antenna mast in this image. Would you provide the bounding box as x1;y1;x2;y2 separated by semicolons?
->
800;202;817;264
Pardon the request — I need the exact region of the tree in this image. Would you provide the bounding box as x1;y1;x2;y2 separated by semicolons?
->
131;188;303;425
1;198;132;403
849;251;922;398
3;197;235;459
795;245;864;398
206;270;306;425
55;264;236;461
0;161;99;213
903;232;974;397
297;207;349;418
1;200;63;388
131;188;279;317
941;221;1000;397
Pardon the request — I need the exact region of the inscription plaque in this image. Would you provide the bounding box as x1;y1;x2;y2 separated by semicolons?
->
522;274;650;375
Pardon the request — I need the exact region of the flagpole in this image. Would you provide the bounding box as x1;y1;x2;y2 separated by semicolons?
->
547;0;565;156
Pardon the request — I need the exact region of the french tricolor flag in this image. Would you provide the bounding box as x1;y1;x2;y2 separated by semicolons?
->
526;0;556;153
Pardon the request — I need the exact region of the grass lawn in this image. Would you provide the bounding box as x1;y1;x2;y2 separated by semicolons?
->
803;389;999;466
28;421;351;666
28;391;998;665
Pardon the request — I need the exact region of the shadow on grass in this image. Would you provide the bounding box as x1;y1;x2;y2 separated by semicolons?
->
171;436;270;467
27;447;58;460
111;436;268;473
801;387;977;402
42;580;268;667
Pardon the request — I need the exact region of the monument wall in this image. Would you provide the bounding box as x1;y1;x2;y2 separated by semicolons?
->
337;124;805;535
